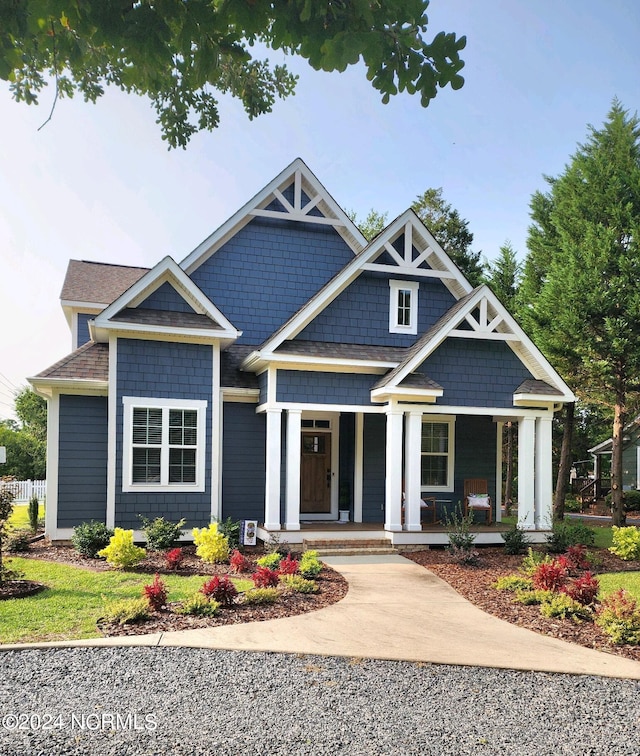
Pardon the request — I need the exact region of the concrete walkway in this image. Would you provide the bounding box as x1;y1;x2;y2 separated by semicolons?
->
4;555;640;679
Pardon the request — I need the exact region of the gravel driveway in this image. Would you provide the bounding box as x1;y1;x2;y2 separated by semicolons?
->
1;648;639;755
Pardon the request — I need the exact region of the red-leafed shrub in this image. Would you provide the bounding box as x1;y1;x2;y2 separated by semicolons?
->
229;549;251;574
143;573;168;611
554;554;571;572
278;553;299;575
532;559;567;592
165;547;184;571
565;544;590;571
562;572;600;606
200;575;238;606
252;566;280;588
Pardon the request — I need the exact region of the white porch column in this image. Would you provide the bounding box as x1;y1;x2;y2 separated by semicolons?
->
535;415;553;530
353;413;364;523
404;410;423;531
495;421;503;523
264;408;282;530
517;417;536;530
285;409;302;531
384;407;404;531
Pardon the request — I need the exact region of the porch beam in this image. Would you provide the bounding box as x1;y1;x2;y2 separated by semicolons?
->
535;416;553;529
517;417;536;530
264;408;282;530
384;408;404;531
404;410;423;532
285;409;302;530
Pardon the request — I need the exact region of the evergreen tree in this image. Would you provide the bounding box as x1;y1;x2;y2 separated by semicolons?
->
484;241;522;308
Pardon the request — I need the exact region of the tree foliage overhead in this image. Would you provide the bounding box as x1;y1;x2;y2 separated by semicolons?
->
483;241;521;309
0;0;466;148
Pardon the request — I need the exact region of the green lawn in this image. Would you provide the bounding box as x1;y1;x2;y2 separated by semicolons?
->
0;558;252;645
598;571;640;602
7;503;45;531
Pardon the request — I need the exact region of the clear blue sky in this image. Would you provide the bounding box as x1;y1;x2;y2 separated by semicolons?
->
0;0;637;419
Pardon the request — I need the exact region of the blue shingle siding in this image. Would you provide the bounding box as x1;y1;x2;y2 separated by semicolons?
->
258;371;269;405
76;313;93;348
222;402;266;521
296;272;456;346
114;339;213;529
423;339;534;408
276;370;378;405
57;395;108;528
190;217;354;344
138;282;195;313
362;414;385;522
339;413;355;515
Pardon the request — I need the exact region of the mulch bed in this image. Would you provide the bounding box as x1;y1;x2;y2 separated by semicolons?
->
9;542;349;638
406;546;640;663
0;580;46;600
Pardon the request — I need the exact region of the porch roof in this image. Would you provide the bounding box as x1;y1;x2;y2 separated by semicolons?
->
32;342;109;382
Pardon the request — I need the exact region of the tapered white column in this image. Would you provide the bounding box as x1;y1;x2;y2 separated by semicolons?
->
404;410;423;531
264;409;282;530
285;409;302;531
385;407;404;531
495;421;503;523
353;413;364;523
535;415;553;529
517;417;536;530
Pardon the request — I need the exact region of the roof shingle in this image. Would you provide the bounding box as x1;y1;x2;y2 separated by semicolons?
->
61;260;149;304
34;342;109;382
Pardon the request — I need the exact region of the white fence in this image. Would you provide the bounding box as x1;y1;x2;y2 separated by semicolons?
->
9;479;47;502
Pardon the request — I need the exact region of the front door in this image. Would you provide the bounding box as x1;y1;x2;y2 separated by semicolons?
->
301;432;332;514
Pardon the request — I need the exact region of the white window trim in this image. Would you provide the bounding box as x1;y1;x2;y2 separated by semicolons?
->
122;397;207;493
389;279;419;335
421;414;455;493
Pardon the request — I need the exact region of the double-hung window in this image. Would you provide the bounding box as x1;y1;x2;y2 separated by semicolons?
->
389;280;419;334
123;398;207;492
421;416;455;491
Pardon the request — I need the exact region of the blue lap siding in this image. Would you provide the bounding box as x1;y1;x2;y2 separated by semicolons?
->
115;339;213;529
57;395;108;528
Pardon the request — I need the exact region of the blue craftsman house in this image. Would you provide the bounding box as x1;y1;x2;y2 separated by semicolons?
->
30;160;574;546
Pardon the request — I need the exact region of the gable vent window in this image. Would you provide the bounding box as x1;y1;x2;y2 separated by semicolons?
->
389;280;419;335
123;398;207;492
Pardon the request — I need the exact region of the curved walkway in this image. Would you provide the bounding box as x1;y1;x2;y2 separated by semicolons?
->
3;555;640;679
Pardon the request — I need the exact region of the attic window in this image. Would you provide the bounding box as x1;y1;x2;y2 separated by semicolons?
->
389;280;418;335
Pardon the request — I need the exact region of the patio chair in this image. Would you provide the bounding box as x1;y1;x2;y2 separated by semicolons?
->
463;479;492;524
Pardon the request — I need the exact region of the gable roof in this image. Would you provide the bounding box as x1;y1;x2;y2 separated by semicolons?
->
61;260;149;305
29;342;109;397
180;158;368;275
92;256;240;346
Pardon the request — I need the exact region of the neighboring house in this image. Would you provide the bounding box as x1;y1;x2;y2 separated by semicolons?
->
30;159;574;545
589;416;640;495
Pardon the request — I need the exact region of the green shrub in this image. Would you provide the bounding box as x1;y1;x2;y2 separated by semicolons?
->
445;507;477;553
97;528;146;568
501;524;531;555
606;489;640;513
519;547;552;576
539;594;591;621
280;574;319;593
546;521;595;553
243;587;280;605
0;483;16;585
299;551;323;579
192;523;229;564
72;521;115;558
563;496;582;513
28;495;39;534
514;589;554;605
216;517;241;550
7;529;30;553
139;516;186;551
177;592;220;616
493;575;533;592
102;597;150;625
256;552;282;570
595;590;640;644
609;526;640;561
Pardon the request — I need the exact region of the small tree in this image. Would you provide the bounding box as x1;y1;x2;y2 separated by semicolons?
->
0;481;17;585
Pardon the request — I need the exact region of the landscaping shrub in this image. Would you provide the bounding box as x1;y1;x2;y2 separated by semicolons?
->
565;544;590;571
519;547;552;576
143;574;168;611
192;523;229;564
229;549;251;573
165;547;184;571
562;572;600;606
252;566;280;588
242;587;279;605
140;516;186;551
72;521;114;559
102;598;150;625
501;524;530;555
279;553;299;575
546;521;595;553
606;489;640;512
0;482;16;585
216;517;241;550
7;530;30;553
28;494;39;534
448;545;480;566
492;575;533;592
445;507;477;553
264;532;290;557
532;559;567;592
609;526;640;561
595;589;640;645
256;552;282;570
177;593;220;617
540;594;591;622
280;575;318;593
299;550;323;579
514;589;554;605
97;528;146;569
200;575;238;606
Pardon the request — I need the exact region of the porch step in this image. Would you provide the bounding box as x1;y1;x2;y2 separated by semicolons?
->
303;538;398;557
